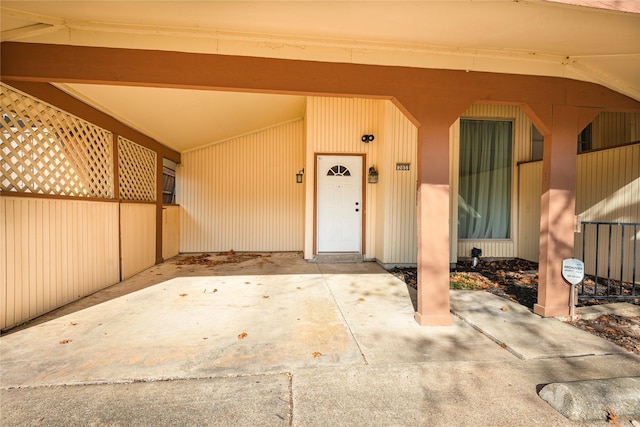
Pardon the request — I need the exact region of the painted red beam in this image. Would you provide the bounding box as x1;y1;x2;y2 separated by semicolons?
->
2;42;639;119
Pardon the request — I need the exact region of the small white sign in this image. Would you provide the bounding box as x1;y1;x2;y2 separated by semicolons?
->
562;258;585;285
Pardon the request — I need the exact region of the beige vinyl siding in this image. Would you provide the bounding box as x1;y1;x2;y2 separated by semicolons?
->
592;112;640;150
574;144;640;282
1;196;119;330
517;161;543;262
517;143;639;282
377;101;418;264
178;119;305;252
162;205;180;260
450;104;533;261
305;97;381;259
120;203;156;279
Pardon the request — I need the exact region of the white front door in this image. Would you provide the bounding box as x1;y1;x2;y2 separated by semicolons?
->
317;155;362;252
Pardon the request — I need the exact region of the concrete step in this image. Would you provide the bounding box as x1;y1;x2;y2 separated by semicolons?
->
310;253;364;263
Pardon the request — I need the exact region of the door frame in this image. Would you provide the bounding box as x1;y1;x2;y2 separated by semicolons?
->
313;153;366;255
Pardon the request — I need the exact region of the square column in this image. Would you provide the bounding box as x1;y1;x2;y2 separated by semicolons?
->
414;122;454;326
533;105;580;317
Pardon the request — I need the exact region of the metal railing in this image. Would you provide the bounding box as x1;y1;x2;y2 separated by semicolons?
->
578;221;638;301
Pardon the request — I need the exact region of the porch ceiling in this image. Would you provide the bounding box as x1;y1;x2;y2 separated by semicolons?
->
1;0;639;153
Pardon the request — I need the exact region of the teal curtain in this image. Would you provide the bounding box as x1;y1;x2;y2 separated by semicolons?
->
458;119;512;239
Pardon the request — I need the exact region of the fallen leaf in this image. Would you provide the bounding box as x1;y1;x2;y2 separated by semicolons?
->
263;295;270;299
59;339;72;344
357;298;365;302
238;332;248;339
312;352;322;358
179;293;188;297
213;288;218;293
69;322;78;326
501;306;508;312
501;343;507;349
606;408;620;427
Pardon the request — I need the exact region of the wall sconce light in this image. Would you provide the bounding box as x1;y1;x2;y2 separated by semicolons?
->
296;168;305;184
368;166;378;184
361;134;375;143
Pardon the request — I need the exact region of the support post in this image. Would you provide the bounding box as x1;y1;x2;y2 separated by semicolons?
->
533;105;580;317
414;119;454;325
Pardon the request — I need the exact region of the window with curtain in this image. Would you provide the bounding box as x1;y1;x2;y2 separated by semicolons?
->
458;119;512;239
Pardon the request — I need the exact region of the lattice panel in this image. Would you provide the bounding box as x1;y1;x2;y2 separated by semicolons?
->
118;136;156;201
1;83;114;198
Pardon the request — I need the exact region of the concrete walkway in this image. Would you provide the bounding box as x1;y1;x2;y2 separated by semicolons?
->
2;253;639;426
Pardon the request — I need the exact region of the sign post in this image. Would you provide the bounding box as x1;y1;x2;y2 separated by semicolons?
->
562;258;585;322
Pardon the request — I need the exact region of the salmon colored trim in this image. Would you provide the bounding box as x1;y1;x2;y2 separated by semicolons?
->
1;42;638;114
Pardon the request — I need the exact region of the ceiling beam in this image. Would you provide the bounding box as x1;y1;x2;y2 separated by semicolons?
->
2;42;639;123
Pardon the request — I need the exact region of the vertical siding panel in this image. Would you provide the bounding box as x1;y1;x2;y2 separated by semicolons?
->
54;200;63;308
180;119;305;253
41;201;50;313
381;102;417;264
61;200;69;303
518;161;542;261
26;199;36;318
120;203;157;279
306;97;379;258
34;199;44;315
2;199;15;329
19;199;29;323
572;143;639;281
162;206;180;259
0;198;5;329
2;197;120;330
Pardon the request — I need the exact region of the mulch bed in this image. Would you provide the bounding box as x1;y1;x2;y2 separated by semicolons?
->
390;259;640;355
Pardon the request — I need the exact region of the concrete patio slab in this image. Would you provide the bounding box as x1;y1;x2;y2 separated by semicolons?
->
324;273;513;364
2;254;639;427
450;290;630;359
575;302;640;320
0;273;364;388
292;354;640;427
2;374;291;427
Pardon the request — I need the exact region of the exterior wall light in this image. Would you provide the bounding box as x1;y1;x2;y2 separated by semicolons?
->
296;168;305;183
368;166;378;184
361;134;375;143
